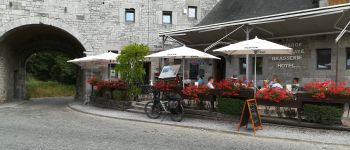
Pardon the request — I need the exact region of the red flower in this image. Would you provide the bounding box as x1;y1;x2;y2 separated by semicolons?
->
153;80;179;91
87;75;99;86
256;88;293;103
304;80;350;99
182;85;209;101
95;80;108;90
215;80;243;97
108;80;128;91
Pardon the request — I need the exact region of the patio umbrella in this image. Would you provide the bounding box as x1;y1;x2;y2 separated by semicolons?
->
67;55;104;69
67;52;119;80
94;52;120;80
145;46;220;87
213;36;293;95
94;52;119;64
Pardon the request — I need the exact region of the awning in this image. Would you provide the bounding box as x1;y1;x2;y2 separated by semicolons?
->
160;4;350;51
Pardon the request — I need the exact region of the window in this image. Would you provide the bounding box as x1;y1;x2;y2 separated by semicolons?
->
189;62;199;80
125;8;135;22
240;57;263;75
252;57;263;75
162;11;172;24
316;48;332;70
188;6;197;19
346;48;350;69
239;58;246;75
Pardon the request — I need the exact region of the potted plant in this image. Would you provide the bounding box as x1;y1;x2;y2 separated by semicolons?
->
182;84;209;109
115;43;150;101
302;80;350;102
87;75;99;100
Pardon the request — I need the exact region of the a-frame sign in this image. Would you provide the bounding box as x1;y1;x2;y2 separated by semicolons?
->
237;99;263;135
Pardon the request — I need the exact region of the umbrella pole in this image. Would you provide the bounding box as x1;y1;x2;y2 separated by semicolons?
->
182;58;185;88
108;62;111;81
254;51;257;98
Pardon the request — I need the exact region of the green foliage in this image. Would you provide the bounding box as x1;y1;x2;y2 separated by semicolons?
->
115;43;149;98
26;77;75;98
26;51;77;84
217;98;244;115
303;104;343;125
112;90;128;101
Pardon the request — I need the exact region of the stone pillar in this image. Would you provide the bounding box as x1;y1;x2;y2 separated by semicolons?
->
0;44;11;103
0;51;7;103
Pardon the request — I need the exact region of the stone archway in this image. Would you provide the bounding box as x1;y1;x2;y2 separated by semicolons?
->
0;18;91;103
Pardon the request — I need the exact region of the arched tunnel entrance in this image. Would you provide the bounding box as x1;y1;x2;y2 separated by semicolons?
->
0;24;86;102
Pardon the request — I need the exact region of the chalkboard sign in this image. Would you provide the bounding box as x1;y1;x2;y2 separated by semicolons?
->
237;99;262;135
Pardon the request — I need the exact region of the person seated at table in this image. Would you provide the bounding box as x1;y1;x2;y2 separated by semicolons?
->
175;74;181;83
269;75;278;88
271;78;283;89
230;74;238;81
207;76;215;89
260;80;269;90
196;75;204;86
292;77;300;94
230;74;240;86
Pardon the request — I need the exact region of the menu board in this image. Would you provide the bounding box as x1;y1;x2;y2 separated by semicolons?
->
159;65;181;79
237;99;262;135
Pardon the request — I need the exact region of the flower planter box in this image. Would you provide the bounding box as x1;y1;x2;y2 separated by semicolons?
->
237;89;255;99
297;92;350;104
257;99;302;108
91;97;132;111
216;89;254;99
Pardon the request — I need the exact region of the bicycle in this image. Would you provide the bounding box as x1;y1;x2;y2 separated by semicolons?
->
145;90;184;122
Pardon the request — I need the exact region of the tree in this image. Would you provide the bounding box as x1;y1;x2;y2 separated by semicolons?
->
115;43;149;99
26;51;77;84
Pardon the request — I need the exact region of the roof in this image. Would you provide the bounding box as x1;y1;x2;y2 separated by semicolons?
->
197;0;318;26
159;3;350;51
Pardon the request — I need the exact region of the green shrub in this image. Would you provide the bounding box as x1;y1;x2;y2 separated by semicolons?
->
26;78;75;98
112;90;128;101
115;43;149;100
217;98;244;115
303;104;343;125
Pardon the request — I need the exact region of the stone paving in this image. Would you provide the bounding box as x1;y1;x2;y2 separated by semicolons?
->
3;98;349;150
69;101;350;146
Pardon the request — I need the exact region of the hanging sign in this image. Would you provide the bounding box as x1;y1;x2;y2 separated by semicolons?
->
237;99;263;135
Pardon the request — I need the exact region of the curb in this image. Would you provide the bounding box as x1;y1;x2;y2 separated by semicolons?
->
0;100;27;108
67;103;350;147
262;117;350;131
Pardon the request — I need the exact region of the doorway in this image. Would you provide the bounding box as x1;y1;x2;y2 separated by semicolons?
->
143;62;151;84
214;56;226;81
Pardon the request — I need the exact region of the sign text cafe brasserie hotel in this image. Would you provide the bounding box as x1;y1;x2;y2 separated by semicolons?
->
157;3;350;86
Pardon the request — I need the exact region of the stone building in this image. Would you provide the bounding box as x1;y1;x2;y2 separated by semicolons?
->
160;0;350;85
0;0;219;103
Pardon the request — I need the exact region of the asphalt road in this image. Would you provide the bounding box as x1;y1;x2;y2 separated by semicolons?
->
0;98;348;150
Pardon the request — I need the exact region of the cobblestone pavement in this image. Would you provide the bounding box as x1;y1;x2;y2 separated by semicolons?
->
70;101;350;146
0;98;349;150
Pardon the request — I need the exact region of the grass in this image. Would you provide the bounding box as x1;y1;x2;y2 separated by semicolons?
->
26;78;75;98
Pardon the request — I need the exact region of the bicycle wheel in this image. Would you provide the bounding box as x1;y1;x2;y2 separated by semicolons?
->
145;101;161;119
170;102;184;122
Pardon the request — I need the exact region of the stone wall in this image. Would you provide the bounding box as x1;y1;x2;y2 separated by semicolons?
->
0;0;218;102
0;0;217;53
196;35;350;86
